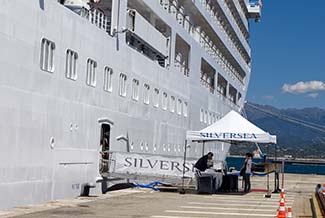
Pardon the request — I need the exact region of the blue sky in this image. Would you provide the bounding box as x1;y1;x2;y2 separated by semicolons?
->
247;0;325;109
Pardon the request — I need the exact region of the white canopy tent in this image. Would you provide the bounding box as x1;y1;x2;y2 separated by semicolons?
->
186;110;276;144
180;110;277;194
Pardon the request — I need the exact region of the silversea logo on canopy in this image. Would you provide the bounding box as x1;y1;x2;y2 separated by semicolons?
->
200;132;258;139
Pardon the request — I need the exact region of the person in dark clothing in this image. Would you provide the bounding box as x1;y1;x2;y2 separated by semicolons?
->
194;152;214;172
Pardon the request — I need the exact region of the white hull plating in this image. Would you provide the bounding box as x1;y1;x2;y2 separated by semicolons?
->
0;0;253;209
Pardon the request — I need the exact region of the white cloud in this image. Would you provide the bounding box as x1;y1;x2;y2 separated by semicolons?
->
282;81;325;94
307;93;319;98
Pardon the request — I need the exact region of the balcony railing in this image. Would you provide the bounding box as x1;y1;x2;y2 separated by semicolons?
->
158;0;245;85
197;0;250;69
218;0;250;54
79;7;111;34
127;9;168;58
200;72;215;94
174;59;189;77
194;27;244;85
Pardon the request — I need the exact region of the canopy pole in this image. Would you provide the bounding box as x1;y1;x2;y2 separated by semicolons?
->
281;159;285;189
264;144;271;198
202;141;205;156
273;144;280;193
179;139;188;194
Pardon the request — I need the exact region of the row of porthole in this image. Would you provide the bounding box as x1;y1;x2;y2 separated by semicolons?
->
200;108;220;125
130;142;200;153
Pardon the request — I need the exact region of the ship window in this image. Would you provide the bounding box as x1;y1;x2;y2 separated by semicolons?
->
40;38;55;73
104;67;113;92
183;102;188;117
170;96;175;113
153;88;159;108
143;84;150;104
140;141;144;151
177;99;182;115
200;108;204;122
86;59;97;87
132;79;139;100
130;141;134;150
204;110;207;124
162;92;168;110
118;73;127;97
208;112;212;125
145;142;149;151
65;49;78;80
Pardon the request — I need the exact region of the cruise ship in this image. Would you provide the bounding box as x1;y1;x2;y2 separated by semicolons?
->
0;0;261;209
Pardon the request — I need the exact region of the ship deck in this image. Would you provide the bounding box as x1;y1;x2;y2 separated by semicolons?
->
1;173;320;218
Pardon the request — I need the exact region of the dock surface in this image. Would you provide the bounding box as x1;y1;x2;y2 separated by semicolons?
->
1;173;323;218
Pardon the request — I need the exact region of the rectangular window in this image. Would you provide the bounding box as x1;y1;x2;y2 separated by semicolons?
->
65;49;78;80
103;67;113;92
153;88;159;108
132;79;139;100
177;99;182;115
162;92;168;110
204;110;207;124
143;84;150;104
119;73;127;96
200;108;204;122
40;38;55;72
183;102;188;117
170;96;175;113
86;59;97;87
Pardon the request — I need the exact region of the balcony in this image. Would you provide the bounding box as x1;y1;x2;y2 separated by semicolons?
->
157;0;246;85
193;0;251;73
200;58;216;94
127;9;169;58
64;4;111;34
219;0;250;53
174;34;190;76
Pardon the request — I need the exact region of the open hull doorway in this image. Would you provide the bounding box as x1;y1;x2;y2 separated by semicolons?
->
99;123;111;177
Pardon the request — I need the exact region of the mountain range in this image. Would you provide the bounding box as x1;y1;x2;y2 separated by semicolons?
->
229;102;325;158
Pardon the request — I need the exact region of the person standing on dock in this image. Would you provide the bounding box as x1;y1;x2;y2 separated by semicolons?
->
244;153;252;192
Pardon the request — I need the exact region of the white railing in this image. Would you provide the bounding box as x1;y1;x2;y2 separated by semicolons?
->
218;0;250;53
200;72;215;93
127;9;168;57
174;59;189;77
232;0;249;30
194;27;244;85
158;0;245;85
80;7;111;34
197;0;250;71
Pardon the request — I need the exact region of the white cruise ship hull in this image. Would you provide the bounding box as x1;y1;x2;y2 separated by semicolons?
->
0;0;256;209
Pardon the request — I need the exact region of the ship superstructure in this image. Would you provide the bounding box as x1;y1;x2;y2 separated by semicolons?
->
0;0;261;209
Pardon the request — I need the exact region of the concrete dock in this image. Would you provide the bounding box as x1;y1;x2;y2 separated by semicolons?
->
1;173;323;218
